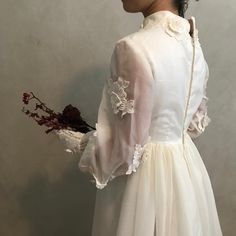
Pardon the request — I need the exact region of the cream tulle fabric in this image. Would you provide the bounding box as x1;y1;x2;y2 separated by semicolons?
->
56;10;223;236
91;134;222;236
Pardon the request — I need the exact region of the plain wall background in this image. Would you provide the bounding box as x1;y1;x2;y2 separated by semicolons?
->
0;0;235;235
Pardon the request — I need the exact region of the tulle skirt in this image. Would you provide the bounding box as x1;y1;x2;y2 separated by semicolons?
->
91;133;223;236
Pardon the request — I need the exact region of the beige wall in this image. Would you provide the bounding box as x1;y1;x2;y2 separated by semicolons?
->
0;0;234;235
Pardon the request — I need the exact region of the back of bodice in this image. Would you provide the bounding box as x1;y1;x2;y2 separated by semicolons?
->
134;15;208;142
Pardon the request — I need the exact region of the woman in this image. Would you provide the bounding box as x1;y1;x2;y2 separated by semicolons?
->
56;0;223;235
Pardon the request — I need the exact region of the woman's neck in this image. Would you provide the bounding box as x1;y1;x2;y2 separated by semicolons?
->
142;1;178;18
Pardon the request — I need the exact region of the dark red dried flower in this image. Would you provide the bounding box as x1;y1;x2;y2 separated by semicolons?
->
21;91;95;134
22;92;31;104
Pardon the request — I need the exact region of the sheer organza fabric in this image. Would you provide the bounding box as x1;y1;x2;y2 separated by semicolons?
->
79;38;155;189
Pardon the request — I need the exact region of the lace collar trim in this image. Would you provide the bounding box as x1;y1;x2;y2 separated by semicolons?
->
139;10;198;40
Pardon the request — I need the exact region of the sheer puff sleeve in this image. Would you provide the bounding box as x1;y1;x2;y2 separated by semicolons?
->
78;38;154;189
187;60;211;139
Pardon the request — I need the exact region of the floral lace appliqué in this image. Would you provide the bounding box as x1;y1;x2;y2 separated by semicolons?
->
187;97;211;138
126;144;145;175
55;129;84;154
188;110;211;134
164;16;190;41
107;76;134;118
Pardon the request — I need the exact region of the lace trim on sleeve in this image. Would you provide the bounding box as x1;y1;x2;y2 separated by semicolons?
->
55;129;84;154
187;96;211;138
125;144;145;174
126;136;152;175
88;143;146;189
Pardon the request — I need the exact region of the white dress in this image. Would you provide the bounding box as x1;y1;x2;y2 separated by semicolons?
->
56;10;223;236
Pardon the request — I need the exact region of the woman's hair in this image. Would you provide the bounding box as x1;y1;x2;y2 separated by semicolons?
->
174;0;199;18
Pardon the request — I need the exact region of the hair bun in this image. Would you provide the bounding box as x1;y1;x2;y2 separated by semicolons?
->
174;0;200;18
